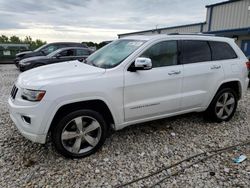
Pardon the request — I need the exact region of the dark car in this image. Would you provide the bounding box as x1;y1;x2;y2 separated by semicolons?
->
14;42;88;66
19;47;92;71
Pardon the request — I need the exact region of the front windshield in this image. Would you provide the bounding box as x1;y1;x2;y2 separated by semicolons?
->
34;44;48;52
85;39;145;69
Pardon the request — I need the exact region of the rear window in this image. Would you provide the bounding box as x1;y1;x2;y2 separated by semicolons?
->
209;41;237;60
181;40;211;64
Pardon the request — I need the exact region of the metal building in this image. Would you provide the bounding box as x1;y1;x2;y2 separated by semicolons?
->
118;0;250;57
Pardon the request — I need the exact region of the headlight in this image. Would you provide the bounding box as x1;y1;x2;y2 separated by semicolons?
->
19;61;31;65
21;89;46;102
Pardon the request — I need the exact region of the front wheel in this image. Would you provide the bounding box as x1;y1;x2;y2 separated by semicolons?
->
204;88;238;122
51;109;108;158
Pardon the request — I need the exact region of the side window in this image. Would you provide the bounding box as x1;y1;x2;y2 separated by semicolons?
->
42;45;57;54
209;41;237;60
59;49;74;57
181;40;211;64
140;41;177;68
76;49;89;56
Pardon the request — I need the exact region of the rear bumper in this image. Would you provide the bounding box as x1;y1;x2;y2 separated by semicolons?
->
243;77;249;94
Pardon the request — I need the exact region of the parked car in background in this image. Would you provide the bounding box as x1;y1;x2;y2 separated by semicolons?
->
8;35;249;158
19;47;93;71
14;42;88;66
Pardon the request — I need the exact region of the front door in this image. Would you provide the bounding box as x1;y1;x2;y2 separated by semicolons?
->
124;40;183;122
52;49;76;63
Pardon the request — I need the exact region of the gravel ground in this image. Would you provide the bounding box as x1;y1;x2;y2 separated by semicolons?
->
0;64;249;188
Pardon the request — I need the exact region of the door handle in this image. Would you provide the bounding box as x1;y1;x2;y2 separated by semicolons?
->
168;70;181;75
210;65;221;70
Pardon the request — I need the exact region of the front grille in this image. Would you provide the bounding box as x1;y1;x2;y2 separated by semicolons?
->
10;85;18;99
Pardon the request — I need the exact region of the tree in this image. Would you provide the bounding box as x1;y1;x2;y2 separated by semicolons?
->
82;41;111;50
0;35;46;50
0;35;9;43
9;35;21;43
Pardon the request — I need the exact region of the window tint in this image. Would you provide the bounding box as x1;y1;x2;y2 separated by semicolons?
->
141;41;177;68
59;49;74;57
76;49;89;56
209;41;237;60
181;40;211;64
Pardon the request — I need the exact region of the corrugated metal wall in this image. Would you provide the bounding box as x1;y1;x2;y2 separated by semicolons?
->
160;25;201;34
210;0;250;31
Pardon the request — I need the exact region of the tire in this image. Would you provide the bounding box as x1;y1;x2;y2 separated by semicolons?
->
51;109;108;158
204;88;238;122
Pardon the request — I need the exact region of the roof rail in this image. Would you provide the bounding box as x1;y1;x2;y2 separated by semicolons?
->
168;33;215;36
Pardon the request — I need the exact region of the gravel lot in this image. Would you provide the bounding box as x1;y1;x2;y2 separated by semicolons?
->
0;64;250;188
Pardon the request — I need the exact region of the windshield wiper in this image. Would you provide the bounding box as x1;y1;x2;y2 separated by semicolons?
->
81;59;97;67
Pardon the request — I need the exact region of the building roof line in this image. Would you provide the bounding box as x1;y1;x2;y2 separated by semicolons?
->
205;0;241;8
118;22;206;37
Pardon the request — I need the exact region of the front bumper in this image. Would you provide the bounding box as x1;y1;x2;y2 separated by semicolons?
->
14;58;20;67
19;64;30;72
8;97;47;144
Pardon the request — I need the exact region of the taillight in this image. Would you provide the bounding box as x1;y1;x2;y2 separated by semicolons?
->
246;61;250;69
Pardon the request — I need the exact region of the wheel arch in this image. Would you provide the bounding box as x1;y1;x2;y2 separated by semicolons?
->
206;79;242;110
216;80;242;100
47;99;116;135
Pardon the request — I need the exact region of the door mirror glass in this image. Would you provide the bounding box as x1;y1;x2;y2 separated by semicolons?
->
134;57;152;70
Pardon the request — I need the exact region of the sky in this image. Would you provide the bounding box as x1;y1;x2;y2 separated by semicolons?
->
0;0;223;43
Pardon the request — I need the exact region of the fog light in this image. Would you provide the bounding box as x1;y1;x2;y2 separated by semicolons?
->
21;115;31;124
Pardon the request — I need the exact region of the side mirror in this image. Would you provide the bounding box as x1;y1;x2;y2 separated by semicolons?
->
78;58;85;62
130;57;152;71
55;54;61;58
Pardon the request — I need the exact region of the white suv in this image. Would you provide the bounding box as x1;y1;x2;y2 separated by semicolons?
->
8;35;249;158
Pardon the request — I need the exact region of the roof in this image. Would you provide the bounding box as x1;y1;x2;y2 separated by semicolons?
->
49;42;83;45
55;47;89;51
205;0;241;8
120;34;234;43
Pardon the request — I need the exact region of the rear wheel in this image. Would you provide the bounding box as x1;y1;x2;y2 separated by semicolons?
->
204;88;238;122
51;109;108;158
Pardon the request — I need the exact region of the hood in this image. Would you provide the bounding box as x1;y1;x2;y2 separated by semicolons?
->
16;51;33;57
17;61;105;88
20;56;48;63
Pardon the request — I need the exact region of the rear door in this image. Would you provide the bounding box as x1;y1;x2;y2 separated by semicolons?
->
180;40;224;110
209;41;240;85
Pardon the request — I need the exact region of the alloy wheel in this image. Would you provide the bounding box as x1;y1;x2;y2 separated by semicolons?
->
61;116;102;154
215;92;235;120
